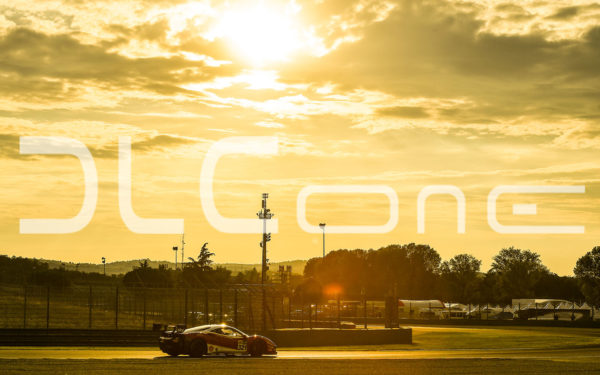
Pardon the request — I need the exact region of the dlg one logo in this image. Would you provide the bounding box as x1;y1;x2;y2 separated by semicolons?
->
19;136;585;235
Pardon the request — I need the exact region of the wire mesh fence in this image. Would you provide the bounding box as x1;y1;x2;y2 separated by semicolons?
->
0;283;394;330
0;284;291;331
0;283;596;330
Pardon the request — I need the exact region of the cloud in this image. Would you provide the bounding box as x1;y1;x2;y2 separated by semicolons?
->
276;0;600;147
377;106;430;119
0;134;27;159
255;121;285;128
547;6;581;20
0;28;241;99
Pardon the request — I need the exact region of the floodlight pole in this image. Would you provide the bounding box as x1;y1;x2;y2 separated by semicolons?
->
257;193;274;331
173;246;178;270
319;223;326;257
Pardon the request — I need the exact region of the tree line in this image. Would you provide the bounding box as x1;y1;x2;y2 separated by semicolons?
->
301;244;600;306
1;244;598;307
0;243;261;289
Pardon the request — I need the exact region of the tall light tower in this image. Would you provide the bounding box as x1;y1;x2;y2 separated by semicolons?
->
257;193;274;330
319;223;326;258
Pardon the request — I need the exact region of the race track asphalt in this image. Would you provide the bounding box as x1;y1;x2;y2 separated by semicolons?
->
2;325;600;374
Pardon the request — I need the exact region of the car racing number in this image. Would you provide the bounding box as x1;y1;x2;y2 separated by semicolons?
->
237;339;247;351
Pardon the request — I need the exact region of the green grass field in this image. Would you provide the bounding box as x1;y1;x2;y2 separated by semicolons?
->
2;326;600;374
280;325;600;351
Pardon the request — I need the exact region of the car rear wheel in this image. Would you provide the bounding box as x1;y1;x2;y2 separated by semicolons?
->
249;340;266;357
189;339;207;358
165;349;180;357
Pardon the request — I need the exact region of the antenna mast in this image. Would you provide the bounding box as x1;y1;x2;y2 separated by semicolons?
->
181;233;185;268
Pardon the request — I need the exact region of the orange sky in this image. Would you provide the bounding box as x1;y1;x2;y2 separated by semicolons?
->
0;0;599;275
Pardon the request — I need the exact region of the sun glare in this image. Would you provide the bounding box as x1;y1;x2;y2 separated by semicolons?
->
216;4;301;65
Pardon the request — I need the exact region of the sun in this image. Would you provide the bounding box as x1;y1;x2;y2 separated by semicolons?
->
216;4;302;66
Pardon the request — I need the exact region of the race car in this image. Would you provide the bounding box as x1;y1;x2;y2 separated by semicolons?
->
159;324;277;357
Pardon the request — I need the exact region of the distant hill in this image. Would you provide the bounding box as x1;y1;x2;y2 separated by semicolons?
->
26;257;307;276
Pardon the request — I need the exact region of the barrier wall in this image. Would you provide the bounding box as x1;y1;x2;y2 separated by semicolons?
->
0;328;412;347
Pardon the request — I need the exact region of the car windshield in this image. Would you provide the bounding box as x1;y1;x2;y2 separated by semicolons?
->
183;325;212;334
211;326;247;337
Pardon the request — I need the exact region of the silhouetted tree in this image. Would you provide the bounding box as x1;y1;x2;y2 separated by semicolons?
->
233;268;260;284
123;260;173;287
440;254;482;303
294;277;323;304
188;243;214;272
304;249;368;296
303;244;441;299
490;247;549;301
534;273;584;302
574;246;600;306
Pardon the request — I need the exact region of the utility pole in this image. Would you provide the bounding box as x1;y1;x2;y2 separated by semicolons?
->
180;233;186;269
319;223;326;257
172;245;178;270
101;257;106;276
257;193;274;331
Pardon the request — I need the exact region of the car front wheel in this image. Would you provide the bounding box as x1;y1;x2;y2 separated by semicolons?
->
249;340;266;357
189;339;207;358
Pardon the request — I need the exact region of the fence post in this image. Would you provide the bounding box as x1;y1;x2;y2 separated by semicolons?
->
184;289;188;327
288;294;292;328
234;289;238;327
219;289;223;323
46;286;50;329
337;293;341;329
363;298;367;329
272;294;277;329
204;289;209;324
23;286;27;329
115;286;119;330
248;290;254;331
308;304;312;330
88;285;92;329
142;288;147;330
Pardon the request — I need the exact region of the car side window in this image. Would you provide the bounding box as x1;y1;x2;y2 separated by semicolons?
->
221;328;241;337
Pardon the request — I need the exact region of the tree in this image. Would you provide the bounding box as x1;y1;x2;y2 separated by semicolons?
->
303;249;368;296
574;246;600;306
301;243;442;299
233;268;260;284
123;260;172;287
490;247;548;301
440;254;481;303
188;243;214;272
293;277;323;304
